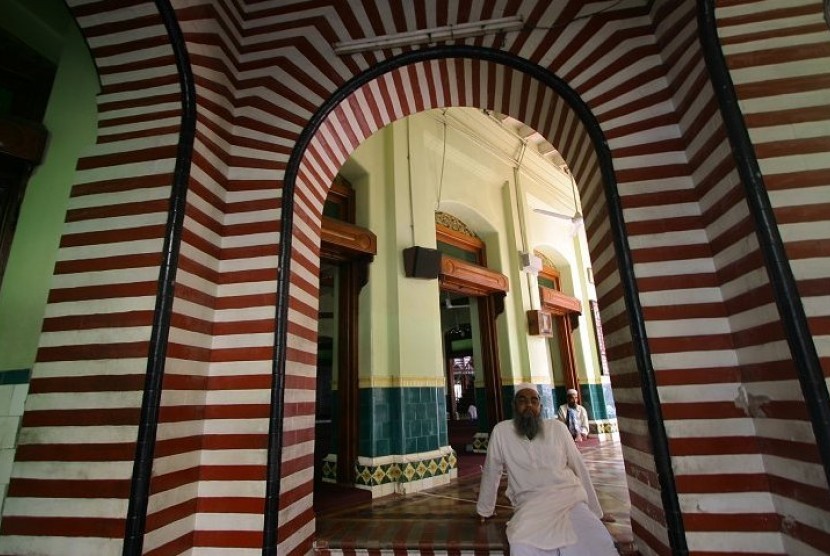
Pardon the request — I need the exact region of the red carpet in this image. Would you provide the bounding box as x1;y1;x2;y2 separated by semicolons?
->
455;450;486;479
448;420;478;451
577;436;601;449
314;482;372;516
449;420;486;481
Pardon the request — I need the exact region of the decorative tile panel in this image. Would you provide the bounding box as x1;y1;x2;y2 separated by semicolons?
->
320;454;337;483
591;419;619;437
321;446;458;495
353;448;457;488
471;432;490;454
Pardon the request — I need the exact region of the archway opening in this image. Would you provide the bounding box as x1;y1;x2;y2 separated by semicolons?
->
277;49;648;551
306;105;629;550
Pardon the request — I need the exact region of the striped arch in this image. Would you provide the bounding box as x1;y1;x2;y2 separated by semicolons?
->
275;47;682;554
3;1;827;555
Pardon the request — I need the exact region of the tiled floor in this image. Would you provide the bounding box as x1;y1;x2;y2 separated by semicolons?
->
314;440;634;555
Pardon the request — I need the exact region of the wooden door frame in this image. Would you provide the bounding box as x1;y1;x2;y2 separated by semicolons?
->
334;262;359;484
438;254;508;428
0;29;53;287
0;118;48;286
477;293;504;427
539;283;582;393
320;217;375;484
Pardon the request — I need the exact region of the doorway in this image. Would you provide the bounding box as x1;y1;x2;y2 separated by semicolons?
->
443;293;476;423
435;214;509;474
441;293;477;464
312;178;376;515
0;27;53;286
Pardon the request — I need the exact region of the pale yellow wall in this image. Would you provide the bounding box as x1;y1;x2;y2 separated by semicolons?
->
342;108;602;390
348;121;446;386
572;225;603;382
345;127;396;383
391;117;446;384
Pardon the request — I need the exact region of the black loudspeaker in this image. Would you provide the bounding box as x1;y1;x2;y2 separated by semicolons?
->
402;246;441;279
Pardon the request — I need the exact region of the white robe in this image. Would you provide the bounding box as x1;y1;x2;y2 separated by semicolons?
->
476;419;615;554
556;404;590;437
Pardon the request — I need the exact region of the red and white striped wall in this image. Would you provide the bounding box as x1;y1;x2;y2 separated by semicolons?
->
0;0;827;555
0;1;181;554
714;1;829;553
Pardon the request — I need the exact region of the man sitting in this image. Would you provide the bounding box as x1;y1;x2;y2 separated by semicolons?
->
557;388;590;442
476;383;616;555
467;403;478;423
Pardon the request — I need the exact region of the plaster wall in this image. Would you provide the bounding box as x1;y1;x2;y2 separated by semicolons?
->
0;5;98;371
0;2;97;522
345;109;601;394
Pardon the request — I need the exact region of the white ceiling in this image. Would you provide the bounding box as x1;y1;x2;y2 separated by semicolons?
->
491;112;568;170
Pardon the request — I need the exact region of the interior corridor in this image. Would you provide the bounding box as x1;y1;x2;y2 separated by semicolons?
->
314;439;635;555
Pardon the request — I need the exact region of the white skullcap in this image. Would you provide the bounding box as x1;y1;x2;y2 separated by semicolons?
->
515;383;537;396
566;388;579;396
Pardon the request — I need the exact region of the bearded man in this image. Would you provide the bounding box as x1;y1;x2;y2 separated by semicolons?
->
476;383;617;556
557;388;590;441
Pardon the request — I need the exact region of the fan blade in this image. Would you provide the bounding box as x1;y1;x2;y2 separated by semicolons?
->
533;208;574;221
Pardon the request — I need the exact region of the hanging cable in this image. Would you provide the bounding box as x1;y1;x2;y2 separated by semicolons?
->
513;141;529;251
406;118;416;245
569;170;580;217
435;110;448;211
512;142;540;308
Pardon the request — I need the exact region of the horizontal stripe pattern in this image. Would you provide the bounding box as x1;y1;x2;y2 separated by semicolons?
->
0;2;178;556
711;0;830;553
3;0;826;555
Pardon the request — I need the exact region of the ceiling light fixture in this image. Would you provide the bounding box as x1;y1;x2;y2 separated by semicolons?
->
333;15;524;55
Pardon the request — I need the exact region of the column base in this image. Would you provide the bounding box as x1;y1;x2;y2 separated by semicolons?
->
589;418;620;441
319;446;459;497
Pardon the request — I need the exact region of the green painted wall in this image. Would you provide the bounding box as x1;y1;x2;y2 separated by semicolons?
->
0;9;98;371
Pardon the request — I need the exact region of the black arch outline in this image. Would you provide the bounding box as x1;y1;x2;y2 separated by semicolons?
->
123;1;197;555
700;0;830;492
264;45;688;555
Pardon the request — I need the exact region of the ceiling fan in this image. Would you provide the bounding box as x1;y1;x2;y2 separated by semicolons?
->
533;207;583;225
532;170;584;236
